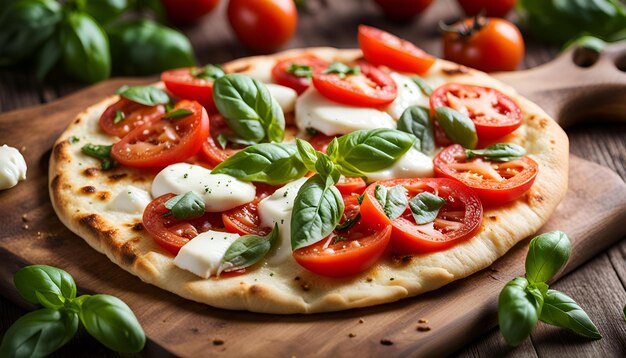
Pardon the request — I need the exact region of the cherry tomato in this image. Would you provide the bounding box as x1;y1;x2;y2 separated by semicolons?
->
360;178;483;254
227;0;297;52
143;193;225;255
430;83;522;139
358;25;435;75
442;17;524;72
161;67;221;113
373;0;433;21
455;0;516;18
271;55;329;94
111;100;210;169
222;184;278;236
309;133;366;195
433;144;538;205
99;98;165;138
312;62;397;107
161;0;220;24
293;195;393;277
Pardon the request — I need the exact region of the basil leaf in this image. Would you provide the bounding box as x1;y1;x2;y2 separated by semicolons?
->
540;289;601;339
0;308;78;358
411;76;433;96
212;143;307;185
163;192;205;220
397;106;435;155
291;174;344;251
314;153;341;184
335;214;360;232
213;74;285;143
113;110;125;124
13;265;77;309
83;0;129;25
466;143;527;162
323;62;361;77
287;63;313;78
218;224;279;274
375;185;408;220
330;129;415;177
191;64;225;81
107;19;195;76
295;138;319;172
117;85;170;106
162;108;192;120
525;230;571;284
81;144;115;170
498;277;543;346
216;134;228;150
61;12;110;83
409;192;446;225
435;107;478;149
34;28;61;81
79;294;145;353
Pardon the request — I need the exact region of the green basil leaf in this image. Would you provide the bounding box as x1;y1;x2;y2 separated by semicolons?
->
191;64;225;81
466;143;527;162
335;213;360;232
397;106;435;155
331;128;415;177
83;0;129;25
34;28;61;81
323;62;361;77
213;74;285;143
287;63;313;78
107;19;195;76
13;265;77;309
291;174;344;251
61;12;110;83
216;134;228;150
113;110;125;124
116;85;170;106
163;191;205;220
219;224;279;274
0;308;78;358
314;153;340;184
409;192;446;225
79;294;145;353
411;76;433;96
162;108;192;120
498;277;543;346
212;143;307;185
375;185;408;220
540;289;601;339
434;106;478;149
295;138;319;172
525;230;571;284
81;143;115;170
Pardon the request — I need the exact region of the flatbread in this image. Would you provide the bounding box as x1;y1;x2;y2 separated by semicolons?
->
49;47;569;314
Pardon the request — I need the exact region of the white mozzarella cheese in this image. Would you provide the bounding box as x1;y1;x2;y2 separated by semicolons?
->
152;163;256;212
385;72;429;120
173;231;239;278
364;147;434;182
266;83;297;113
258;177;308;265
0;144;26;190
109;185;152;214
295;88;396;136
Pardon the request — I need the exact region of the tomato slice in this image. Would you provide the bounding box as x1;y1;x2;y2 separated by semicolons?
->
360;178;483;254
358;25;435;75
293;195;392;277
430;83;522;139
143;193;225;255
99;98;165;138
200;113;242;167
161;68;219;113
433;144;538;205
111;100;210;169
271;54;329;94
222;184;278;236
312;62;397;107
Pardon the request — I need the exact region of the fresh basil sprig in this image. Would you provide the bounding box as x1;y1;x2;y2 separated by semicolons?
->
14;265;77;310
219;224;279;274
375;185;408;220
466;143;527;162
409;192;446;225
498;277;544;346
287;63;313;78
323;62;361;78
81;143;115;170
162;191;205;220
435;106;478;149
213;74;285;144
191;64;225;81
117;85;170;106
540;289;602;339
397;106;435;155
525;231;571;284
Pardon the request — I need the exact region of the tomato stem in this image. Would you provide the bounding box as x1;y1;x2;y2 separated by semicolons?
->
439;11;489;39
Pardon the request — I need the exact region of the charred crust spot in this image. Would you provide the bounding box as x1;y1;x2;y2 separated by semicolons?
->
366;277;373;282
300;281;311;291
550;139;556;145
294;276;300;281
74;118;81;124
120;240;138;265
132;222;144;231
391;254;413;265
528;115;536;121
107;173;127;182
539;119;548;128
97;191;111;201
417;326;431;332
53;141;70;161
228;63;252;73
51;175;61;191
489;215;497;221
81;186;96;194
442;66;469;75
534;194;544;203
78;214;117;244
212;339;224;346
526;192;544;205
380;339;393;346
249;285;262;294
83;167;99;177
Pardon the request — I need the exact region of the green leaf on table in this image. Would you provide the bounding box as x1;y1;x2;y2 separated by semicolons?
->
540;289;601;339
498;277;543;346
13;265;77;309
525;230;571;284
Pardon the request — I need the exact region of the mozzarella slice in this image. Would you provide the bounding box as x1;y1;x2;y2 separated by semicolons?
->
364;147;434;182
0;144;26;190
258;177;308;265
173;231;239;278
266;83;297;113
109;185;152;214
152;163;256;212
385;72;429;120
295;88;396;136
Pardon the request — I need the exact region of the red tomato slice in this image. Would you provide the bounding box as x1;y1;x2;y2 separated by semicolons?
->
143;193;225;255
293;195;392;277
430;83;522;139
111;100;210;169
200;114;241;167
222;184;278;236
271;54;329;94
99;98;165;138
161;68;219;113
433;144;538;205
360;178;483;254
358;25;435;75
312;62;397;107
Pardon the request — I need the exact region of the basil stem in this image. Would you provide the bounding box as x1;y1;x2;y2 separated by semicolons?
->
162;191;205;220
13;265;77;310
81;143;115;170
411;76;433;96
219;224;279;274
498;277;543;346
409;192;446;225
162;108;192;120
466;143;527;162
525;231;571;284
434;106;478;149
540;289;601;339
191;64;225;81
116;85;170;106
397;106;435;155
375;185;408;220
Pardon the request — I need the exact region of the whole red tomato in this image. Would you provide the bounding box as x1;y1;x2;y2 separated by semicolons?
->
373;0;433;21
162;0;220;24
442;17;524;72
455;0;516;18
227;0;297;52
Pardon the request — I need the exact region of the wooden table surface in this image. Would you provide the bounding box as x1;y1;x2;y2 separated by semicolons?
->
1;0;625;356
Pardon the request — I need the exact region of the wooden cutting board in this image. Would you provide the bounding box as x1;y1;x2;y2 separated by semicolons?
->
0;44;625;357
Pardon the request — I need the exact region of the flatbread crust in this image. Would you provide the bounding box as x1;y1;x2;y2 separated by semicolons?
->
49;47;569;314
